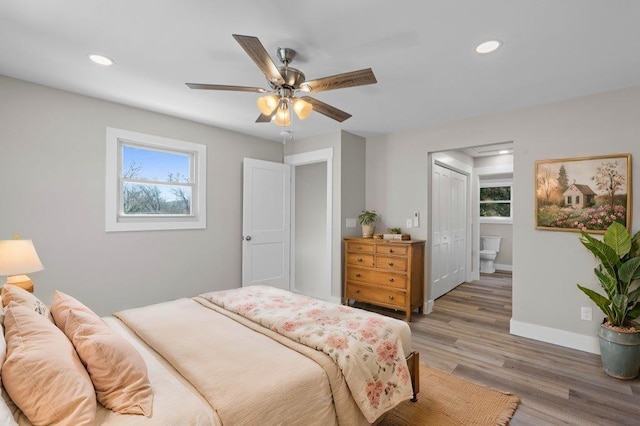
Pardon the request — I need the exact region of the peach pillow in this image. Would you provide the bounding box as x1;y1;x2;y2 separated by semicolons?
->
66;308;153;416
49;290;95;331
2;303;96;425
1;285;53;322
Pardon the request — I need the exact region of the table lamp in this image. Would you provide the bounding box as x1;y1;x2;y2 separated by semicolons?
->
0;238;44;293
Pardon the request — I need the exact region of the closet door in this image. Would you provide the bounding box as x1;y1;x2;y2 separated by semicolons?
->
431;164;467;300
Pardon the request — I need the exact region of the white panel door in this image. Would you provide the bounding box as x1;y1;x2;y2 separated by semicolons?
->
431;163;467;299
242;158;290;289
431;164;451;299
450;171;467;287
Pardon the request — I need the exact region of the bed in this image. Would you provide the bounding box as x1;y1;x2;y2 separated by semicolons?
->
1;284;419;425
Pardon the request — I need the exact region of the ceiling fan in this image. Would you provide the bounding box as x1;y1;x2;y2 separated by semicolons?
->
186;34;377;126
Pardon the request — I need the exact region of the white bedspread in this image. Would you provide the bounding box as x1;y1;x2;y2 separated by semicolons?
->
115;298;362;425
199;286;414;423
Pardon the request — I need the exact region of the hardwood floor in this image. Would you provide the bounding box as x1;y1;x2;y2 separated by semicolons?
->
357;272;640;425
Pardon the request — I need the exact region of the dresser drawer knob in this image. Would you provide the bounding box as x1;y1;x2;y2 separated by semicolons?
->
357;258;363;262
389;278;394;282
388;295;394;301
358;246;363;250
388;262;394;266
355;273;361;277
389;249;393;253
355;289;360;294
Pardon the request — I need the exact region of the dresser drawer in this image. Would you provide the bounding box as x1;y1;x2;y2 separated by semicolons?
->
347;241;375;253
346;267;407;289
376;255;407;272
347;253;375;267
376;245;408;256
346;282;405;308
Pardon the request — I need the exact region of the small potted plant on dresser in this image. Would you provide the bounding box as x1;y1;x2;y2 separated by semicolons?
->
358;210;379;238
577;222;640;379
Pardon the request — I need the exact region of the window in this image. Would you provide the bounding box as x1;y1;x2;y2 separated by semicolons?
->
567;196;572;205
106;127;206;232
479;180;512;224
575;195;580;205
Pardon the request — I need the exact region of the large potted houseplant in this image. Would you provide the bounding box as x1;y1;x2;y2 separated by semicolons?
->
358;210;379;238
577;221;640;379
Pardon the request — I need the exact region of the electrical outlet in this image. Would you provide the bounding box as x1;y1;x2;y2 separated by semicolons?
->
580;307;592;321
405;219;412;229
346;218;357;228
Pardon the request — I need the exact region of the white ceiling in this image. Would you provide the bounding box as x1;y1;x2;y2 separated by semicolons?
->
1;1;639;143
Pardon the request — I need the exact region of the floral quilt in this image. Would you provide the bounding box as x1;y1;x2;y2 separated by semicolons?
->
200;285;413;422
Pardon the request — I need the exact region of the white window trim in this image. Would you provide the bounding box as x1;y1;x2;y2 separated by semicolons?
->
105;127;206;232
479;178;513;224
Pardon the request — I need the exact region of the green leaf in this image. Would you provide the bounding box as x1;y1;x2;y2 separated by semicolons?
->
594;267;617;300
577;284;613;319
580;232;619;271
604;222;631;257
627;287;640;304
627;302;640;320
619;257;640;283
630;231;640;258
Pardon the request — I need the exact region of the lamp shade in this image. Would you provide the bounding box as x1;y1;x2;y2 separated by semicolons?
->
0;240;44;276
292;98;313;120
256;94;279;115
273;101;291;127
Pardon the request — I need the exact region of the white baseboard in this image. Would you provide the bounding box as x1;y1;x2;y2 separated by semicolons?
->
425;299;434;315
494;263;512;272
510;319;600;355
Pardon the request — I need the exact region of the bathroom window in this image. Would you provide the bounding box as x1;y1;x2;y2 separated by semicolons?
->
479;180;512;224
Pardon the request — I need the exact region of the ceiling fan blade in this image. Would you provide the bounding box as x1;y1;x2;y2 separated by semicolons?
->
232;34;285;86
300;96;352;122
302;68;377;93
255;113;274;123
186;83;266;93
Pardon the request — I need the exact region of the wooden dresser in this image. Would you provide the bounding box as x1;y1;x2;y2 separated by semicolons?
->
343;237;425;321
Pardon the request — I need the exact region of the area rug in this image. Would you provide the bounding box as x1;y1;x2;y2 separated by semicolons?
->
379;364;520;425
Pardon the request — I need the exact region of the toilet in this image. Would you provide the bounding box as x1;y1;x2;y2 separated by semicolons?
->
480;236;502;274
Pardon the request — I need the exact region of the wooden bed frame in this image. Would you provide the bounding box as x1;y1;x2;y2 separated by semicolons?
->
406;351;420;402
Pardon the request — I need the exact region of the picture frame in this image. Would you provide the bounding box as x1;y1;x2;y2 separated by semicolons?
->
535;153;632;234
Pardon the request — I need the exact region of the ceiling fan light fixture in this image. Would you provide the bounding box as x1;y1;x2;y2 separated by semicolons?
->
257;94;279;115
292;98;313;120
273;101;291;127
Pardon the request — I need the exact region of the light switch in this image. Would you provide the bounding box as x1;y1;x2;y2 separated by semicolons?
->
413;211;420;227
406;219;412;229
346;218;357;228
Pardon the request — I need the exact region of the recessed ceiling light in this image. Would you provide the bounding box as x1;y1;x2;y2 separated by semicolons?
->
88;54;114;66
475;40;502;54
498;149;510;155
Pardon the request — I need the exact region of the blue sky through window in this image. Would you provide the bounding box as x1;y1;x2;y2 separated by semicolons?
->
123;145;190;182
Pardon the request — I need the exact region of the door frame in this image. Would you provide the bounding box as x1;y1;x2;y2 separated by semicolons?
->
427;152;473;311
284;148;335;302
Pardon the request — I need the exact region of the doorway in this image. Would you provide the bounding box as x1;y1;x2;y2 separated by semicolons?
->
285;148;333;302
427;143;514;306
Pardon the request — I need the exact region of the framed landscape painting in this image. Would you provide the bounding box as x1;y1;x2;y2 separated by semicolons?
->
535;153;632;234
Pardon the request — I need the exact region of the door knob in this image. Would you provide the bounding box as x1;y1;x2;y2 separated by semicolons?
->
245;236;252;241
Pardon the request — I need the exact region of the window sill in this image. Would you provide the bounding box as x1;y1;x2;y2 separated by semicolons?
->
479;217;513;225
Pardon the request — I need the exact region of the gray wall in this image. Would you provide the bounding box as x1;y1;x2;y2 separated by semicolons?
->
0;76;282;315
366;86;640;352
294;162;327;300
